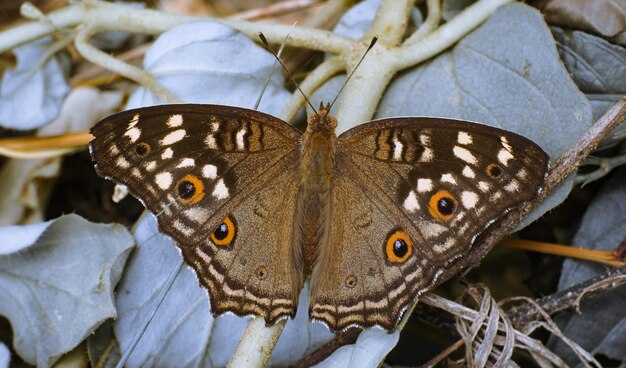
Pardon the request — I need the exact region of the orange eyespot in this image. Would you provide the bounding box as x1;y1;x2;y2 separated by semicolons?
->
175;174;205;205
134;142;151;156
428;189;457;222
210;216;236;247
486;163;502;178
385;230;413;263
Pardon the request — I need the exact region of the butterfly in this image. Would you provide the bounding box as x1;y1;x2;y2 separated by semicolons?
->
89;102;548;332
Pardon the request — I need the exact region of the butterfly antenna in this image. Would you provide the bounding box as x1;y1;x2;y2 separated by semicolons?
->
328;37;378;111
253;24;295;110
258;32;318;115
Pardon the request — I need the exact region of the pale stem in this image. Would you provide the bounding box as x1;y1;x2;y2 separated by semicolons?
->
404;0;442;45
279;56;346;122
364;0;415;45
300;0;355;29
74;26;181;103
0;0;352;54
0;146;75;159
394;0;514;69
334;43;397;132
333;0;513;131
228;317;286;368
20;2;61;31
0;4;84;52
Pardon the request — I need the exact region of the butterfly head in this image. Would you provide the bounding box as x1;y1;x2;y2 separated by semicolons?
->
307;102;337;135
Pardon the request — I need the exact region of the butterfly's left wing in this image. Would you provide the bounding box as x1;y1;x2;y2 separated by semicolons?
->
90;104;305;323
309;117;548;332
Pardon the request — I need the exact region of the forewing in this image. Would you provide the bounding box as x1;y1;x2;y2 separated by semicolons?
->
90;104;303;322
310;117;548;331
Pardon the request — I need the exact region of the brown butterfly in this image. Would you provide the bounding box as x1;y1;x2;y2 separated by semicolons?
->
89;102;548;332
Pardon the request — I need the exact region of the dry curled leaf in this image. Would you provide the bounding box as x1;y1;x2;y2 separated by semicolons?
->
530;0;626;37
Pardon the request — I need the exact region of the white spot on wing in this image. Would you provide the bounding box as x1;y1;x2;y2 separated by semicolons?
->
457;131;473;145
433;238;455;253
403;191;419;213
461;191;479;209
146;161;157;171
129;114;139;128
167;114;183;127
498;149;514;166
205;135;217;149
116;156;130;168
517;169;528;179
453;146;477;164
212;178;229;199
420;148;433;162
422;222;447;239
504;180;519;192
417;178;433;192
236;128;247;150
125;127;141;142
184;207;210;222
161;129;186;145
441;173;456;184
462;166;475;178
501;136;512;151
177;158;195;168
162;148;173;160
202;164;217;179
392;136;403;161
478;181;490;192
156;172;173;189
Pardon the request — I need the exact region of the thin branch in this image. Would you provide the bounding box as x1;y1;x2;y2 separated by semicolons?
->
291;329;361;368
73;26;180;103
501;238;625;267
506;265;626;329
545;98;626;192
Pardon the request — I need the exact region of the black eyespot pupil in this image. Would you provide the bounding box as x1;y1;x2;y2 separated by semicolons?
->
489;165;502;177
393;239;408;258
178;181;195;199
135;144;148;155
437;197;455;215
213;223;228;240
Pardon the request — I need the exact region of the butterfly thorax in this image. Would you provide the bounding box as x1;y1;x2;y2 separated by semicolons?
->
298;106;337;275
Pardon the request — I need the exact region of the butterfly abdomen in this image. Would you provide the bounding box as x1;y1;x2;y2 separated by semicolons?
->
298;108;338;275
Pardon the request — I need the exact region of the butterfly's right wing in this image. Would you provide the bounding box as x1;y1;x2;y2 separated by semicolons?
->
90;104;304;323
310;117;548;332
